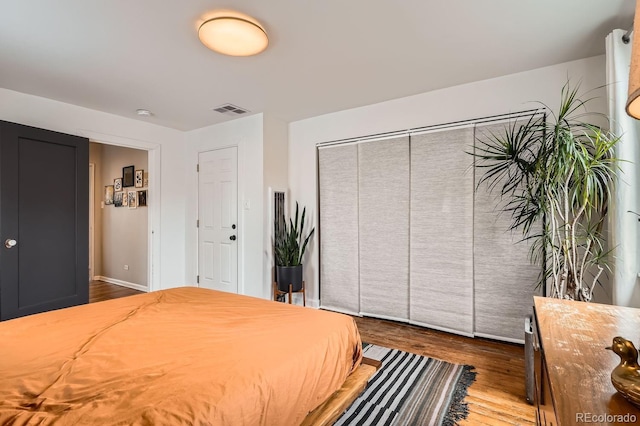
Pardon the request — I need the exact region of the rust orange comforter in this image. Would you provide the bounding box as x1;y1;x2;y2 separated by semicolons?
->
0;287;362;425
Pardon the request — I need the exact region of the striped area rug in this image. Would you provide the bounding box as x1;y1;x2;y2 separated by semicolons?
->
335;344;476;426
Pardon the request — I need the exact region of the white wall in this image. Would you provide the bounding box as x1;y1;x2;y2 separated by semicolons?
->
185;113;289;300
289;55;611;306
185;114;266;298
0;88;279;299
263;115;289;294
0;55;613;303
0;87;187;291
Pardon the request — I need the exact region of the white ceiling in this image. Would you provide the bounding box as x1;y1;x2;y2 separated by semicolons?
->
0;1;634;131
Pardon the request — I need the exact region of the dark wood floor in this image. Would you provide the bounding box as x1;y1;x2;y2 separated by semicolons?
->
355;317;535;425
89;280;143;303
89;281;534;425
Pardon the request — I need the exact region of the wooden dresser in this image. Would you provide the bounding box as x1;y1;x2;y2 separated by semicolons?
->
533;296;640;425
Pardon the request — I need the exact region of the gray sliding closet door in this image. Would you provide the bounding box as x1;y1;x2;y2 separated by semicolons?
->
473;122;540;342
409;128;474;335
358;136;410;320
318;145;360;314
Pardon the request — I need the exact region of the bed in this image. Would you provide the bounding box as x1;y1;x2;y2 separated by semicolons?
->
0;287;364;425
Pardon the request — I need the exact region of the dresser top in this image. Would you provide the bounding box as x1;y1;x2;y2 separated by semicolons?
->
534;296;640;424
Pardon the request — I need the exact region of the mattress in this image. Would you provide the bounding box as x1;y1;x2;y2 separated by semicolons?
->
0;287;362;425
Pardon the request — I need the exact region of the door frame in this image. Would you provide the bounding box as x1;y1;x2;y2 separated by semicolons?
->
196;146;240;293
89;162;95;280
77;129;160;292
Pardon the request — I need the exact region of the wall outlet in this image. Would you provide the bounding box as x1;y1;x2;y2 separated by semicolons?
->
124;265;129;270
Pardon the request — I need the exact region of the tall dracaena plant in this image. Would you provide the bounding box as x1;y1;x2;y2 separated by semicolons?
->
471;82;620;302
275;202;315;266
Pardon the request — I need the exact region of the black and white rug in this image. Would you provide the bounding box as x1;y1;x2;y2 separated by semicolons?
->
335;344;477;426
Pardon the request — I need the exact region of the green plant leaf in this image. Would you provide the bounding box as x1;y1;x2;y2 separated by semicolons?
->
468;80;620;301
274;201;315;267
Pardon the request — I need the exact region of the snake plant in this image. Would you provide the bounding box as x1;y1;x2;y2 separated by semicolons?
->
275;202;315;266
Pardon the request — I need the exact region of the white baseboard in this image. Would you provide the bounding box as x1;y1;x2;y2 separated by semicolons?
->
473;332;525;345
361;312;409;323
319;305;360;316
277;294;319;308
94;276;148;292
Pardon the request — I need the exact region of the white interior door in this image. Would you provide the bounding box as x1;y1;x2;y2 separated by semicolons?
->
198;147;238;293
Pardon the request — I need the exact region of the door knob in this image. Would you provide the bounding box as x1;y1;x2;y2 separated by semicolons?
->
5;239;17;249
229;235;236;241
232;224;236;229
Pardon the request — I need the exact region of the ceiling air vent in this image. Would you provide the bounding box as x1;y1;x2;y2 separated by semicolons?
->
212;104;250;115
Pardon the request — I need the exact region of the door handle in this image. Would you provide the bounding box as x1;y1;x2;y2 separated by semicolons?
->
5;239;17;249
229;235;236;241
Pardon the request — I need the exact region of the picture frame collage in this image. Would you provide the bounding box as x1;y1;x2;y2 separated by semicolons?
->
104;165;148;209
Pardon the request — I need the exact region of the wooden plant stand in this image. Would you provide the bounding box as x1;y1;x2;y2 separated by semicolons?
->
273;281;306;306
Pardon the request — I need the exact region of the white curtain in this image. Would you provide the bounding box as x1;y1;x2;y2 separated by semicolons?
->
318;145;360;314
409;128;474;336
358;136;410;321
606;29;640;308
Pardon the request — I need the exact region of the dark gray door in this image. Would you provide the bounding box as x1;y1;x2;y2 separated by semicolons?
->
0;121;89;320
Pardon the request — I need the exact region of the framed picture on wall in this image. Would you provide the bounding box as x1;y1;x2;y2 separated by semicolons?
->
114;178;122;191
122;190;128;207
104;185;114;205
123;165;135;187
135;169;144;188
114;191;123;207
144;171;149;187
138;190;147;207
128;190;137;209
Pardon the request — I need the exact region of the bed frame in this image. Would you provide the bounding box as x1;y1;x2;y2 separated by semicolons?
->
302;357;381;425
0;287;372;424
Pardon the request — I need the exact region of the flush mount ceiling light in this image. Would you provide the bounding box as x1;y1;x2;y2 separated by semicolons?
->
198;12;268;57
